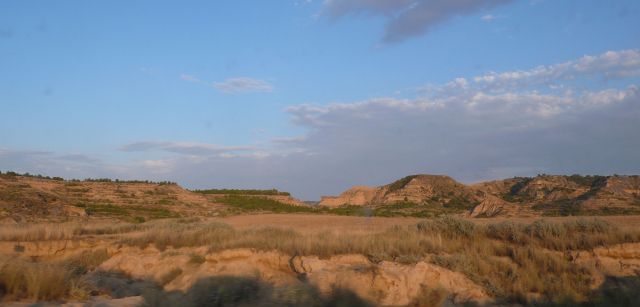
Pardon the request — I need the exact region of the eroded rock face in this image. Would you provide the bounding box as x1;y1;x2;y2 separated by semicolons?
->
290;254;488;305
99;248;490;306
380;175;478;205
320;174;640;217
319;175;481;208
319;186;379;207
467;195;514;218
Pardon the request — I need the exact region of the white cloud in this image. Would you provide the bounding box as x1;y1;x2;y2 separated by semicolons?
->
180;74;202;83
473;49;640;88
3;50;640;200
212;77;274;93
181;75;274;94
481;14;496;22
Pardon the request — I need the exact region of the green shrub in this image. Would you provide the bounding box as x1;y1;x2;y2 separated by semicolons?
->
217;195;316;213
385;175;418;194
188;254;206;265
193;188;291;196
416;216;476;239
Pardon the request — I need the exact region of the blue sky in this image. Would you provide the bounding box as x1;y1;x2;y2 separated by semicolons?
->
1;0;640;199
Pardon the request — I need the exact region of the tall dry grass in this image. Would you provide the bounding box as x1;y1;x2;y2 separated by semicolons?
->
0;256;72;301
0;249;111;301
0;219;176;241
118;217;640;304
1;217;639;304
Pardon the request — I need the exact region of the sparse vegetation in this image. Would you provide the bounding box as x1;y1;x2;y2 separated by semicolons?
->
74;203;179;219
188;254;206;265
385;175;418;194
194;188;291;196
113;217;640;304
0;257;74;301
1;217;640;305
501;177;534;202
216;195;315;213
0;221;150;241
0;249;111;301
567;174;608;187
0;171;176;185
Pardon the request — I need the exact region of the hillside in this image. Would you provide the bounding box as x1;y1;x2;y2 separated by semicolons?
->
2;172;639;220
320;174;640;217
0;173;307;222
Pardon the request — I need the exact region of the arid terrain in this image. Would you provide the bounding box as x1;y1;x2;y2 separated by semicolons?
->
3;172;640;223
1;172;640;306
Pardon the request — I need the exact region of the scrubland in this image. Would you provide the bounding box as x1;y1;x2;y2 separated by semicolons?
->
1;216;640;306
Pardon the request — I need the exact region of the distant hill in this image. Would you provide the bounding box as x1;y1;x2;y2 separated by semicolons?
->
0;172;306;222
2;171;639;220
320;174;640;217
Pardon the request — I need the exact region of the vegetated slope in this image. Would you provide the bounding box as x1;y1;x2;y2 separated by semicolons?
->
320;174;640;217
0;173;222;222
321;175;481;206
474;174;640;216
0;173;306;222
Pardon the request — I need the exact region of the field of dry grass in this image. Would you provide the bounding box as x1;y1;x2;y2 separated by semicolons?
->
1;215;640;306
212;213;640;233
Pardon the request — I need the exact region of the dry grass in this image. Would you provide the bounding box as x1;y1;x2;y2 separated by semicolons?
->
1;217;639;304
0;218;204;241
0;249;111;301
0;256;72;301
118;217;640;304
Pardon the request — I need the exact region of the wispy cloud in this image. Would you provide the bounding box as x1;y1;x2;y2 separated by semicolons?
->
473;49;640;87
322;0;515;43
180;74;274;94
120;141;255;156
212;77;274;93
180;74;202;83
481;14;496;22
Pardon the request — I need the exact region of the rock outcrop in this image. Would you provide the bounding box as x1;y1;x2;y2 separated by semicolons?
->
319;186;379;207
322;174;640;217
319;175;482;208
99;247;490;306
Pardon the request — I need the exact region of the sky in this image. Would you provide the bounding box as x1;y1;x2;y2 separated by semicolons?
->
1;0;640;200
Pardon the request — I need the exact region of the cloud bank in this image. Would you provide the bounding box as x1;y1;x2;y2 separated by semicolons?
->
3;50;639;199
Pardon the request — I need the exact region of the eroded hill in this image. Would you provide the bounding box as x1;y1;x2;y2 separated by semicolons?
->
0;173;306;222
2;172;640;221
320;174;640;217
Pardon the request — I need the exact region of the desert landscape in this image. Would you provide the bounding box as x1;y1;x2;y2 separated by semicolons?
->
3;1;639;306
1;172;640;306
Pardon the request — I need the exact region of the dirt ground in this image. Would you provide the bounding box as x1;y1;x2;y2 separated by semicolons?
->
214;213;640;233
